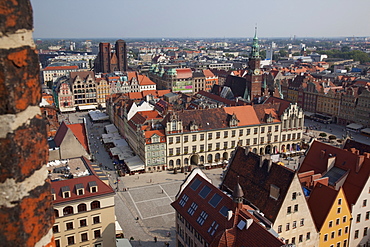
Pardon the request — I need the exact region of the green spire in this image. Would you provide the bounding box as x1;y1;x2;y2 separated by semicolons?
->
251;26;260;58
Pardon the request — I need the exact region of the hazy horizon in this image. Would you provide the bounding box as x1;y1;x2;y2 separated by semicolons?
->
31;0;370;39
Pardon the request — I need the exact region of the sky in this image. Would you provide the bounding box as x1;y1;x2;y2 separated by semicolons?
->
31;0;370;39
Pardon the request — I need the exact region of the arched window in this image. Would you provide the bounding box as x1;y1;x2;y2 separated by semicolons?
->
169;160;174;167
63;206;73;215
54;209;59;218
207;154;212;163
77;203;87;212
176;159;181;166
91;201;100;210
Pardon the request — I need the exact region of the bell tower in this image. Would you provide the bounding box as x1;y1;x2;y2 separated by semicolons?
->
246;27;263;99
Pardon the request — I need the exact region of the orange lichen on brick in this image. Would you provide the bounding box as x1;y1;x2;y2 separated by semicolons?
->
8;49;28;68
21;192;53;246
0;212;19;242
6;14;17;27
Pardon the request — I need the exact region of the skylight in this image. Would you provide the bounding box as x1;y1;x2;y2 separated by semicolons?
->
179;194;189;207
209;193;223;208
190;178;202;191
196;211;208;226
219;206;230;217
187;202;198;216
208;221;219;236
199;185;211;199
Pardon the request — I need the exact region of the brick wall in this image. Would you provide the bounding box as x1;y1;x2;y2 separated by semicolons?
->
0;1;55;246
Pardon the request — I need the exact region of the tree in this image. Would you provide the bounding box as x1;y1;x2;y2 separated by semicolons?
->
319;132;327;138
279;49;288;57
328;135;337;140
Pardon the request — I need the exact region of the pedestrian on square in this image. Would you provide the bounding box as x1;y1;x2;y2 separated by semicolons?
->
154;236;157;243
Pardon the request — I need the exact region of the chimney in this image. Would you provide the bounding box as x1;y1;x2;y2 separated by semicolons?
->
356;155;365;173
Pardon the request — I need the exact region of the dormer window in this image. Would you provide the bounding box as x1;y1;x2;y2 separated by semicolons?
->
190;121;199;131
89;181;98;193
172;121;177;131
61;186;71;198
51;188;56;200
75;183;84;196
265;113;274;123
229;113;239;127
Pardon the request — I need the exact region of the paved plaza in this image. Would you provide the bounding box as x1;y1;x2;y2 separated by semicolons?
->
59;111;370;246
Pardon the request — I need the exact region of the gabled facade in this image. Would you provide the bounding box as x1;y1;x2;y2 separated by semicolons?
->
221;147;319;246
298;140;370;247
51;157;115;247
70;71;97;108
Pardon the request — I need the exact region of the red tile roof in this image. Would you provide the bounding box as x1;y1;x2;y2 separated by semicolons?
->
51;157;114;204
298;140;370;206
54;122;89;153
172;173;284;247
176;68;192;79
224;106;260;126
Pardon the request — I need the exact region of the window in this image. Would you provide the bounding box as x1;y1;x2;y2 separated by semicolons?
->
345;226;349;234
231;130;236;137
366;211;370;220
93;216;100;224
54;209;59;218
278;225;282;233
338;198;342;205
338;228;342;236
196;211;208;226
343;216;347;223
363;199;367;207
209;193;223;208
329;221;333;228
200;134;204;140
208;143;212;151
306;232;310;240
246;129;250;135
254;128;258;134
207;221;219;236
239;129;243;136
80;219;87;227
324;234;328;241
354;230;359;239
78;203;87;212
208;133;212;140
299;234;303;243
94;229;101;239
184;146;188;154
63;206;73;215
188;202;198;216
184;136;188;142
357;213;361;223
169;137;173;144
364;227;368;237
294;204;298;212
286;223;290;231
199;185;211;199
223;142;228;149
52;225;59;233
337;207;341;214
91;201;100;209
287;206;291;214
261;127;265;133
224;131;228;138
66;222;74;230
331;231;335;239
292;192;297;200
192;145;196;153
300;218;304;226
291;237;295;244
216;143;220;149
55;239;60;247
336;218;340;225
268;126;272;132
81;232;88;242
343;240;347;247
176;136;180;143
216;132;220;139
176;147;180;155
260;137;264;143
200;144;204;152
169;148;173;155
192;135;196;142
253;138;257;145
190;179;202;190
293;221;297;229
67;236;75;245
219;206;230;217
275;125;279;131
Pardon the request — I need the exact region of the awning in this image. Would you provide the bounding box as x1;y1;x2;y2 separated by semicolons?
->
59;107;76;112
304;111;315;117
78;105;96;110
105;124;118;134
125;156;145;172
88;110;109;121
346;123;363;130
361;128;370;135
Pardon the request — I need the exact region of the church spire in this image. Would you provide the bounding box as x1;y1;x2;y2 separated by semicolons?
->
250;26;260;59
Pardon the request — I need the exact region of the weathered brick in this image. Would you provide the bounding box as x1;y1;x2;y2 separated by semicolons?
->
0;46;41;114
0;115;48;183
0;0;33;35
0;183;54;247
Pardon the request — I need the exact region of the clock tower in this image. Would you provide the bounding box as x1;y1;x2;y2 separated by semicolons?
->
246;27;263;99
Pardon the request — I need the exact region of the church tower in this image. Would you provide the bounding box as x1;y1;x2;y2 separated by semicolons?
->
246;27;263;99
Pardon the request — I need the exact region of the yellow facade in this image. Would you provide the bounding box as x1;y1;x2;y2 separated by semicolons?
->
319;188;350;247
